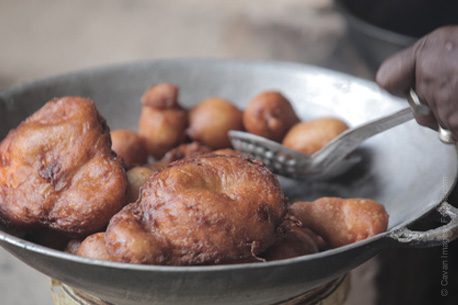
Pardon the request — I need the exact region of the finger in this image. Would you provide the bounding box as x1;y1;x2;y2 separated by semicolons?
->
376;46;417;97
413;28;458;138
414;88;458;140
444;111;458;141
418;86;458;139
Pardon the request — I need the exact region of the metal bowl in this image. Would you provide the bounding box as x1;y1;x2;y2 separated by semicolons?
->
0;59;457;305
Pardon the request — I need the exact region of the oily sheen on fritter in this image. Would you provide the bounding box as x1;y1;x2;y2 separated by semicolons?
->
96;155;287;265
0;97;127;237
290;197;389;248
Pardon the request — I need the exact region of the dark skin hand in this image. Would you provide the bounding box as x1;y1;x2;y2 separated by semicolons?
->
376;25;458;139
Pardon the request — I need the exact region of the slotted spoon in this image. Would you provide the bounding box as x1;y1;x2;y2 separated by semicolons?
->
229;90;454;179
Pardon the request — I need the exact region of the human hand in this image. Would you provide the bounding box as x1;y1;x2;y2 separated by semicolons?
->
376;26;458;139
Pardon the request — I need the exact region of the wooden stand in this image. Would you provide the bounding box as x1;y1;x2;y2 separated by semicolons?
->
50;274;350;305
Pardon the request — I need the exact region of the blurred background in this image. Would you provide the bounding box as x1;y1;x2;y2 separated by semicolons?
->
0;0;371;91
0;0;457;304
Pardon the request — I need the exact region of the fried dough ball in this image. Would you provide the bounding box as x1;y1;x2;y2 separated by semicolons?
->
0;97;127;237
141;82;179;109
212;148;243;157
302;227;328;251
104;155;287;265
282;118;349;155
77;232;114;261
110;129;148;169
161;142;213;163
66;239;82;255
126;166;153;203
188;97;244;149
143;160;169;172
261;223;318;261
243;91;300;142
138;83;188;159
290;198;389;248
161;143;241;163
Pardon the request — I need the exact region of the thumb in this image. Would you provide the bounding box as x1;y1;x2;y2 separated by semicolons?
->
376;44;439;130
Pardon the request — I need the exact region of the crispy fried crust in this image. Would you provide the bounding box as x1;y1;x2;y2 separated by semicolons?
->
282;118;348;155
0;97;127;237
212;148;242;157
77;232;114;261
65;239;82;255
261;222;319;261
141;83;179;109
161;142;213;163
290;197;389;248
243;91;300;142
126;166;153;204
139;84;188;159
104;155;287;265
187;97;244;149
111;129;148;169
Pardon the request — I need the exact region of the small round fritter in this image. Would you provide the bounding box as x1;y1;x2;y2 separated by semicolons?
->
77;232;114;261
141;82;179;109
126;166;153;204
282;118;348;155
290;197;389;248
143;160;169;172
65;239;82;255
187;98;244;149
212;148;243;157
111;129;148;169
243;91;300;142
161;142;213;163
104;155;287;265
261;223;318;261
138;83;188;159
0;97;127;237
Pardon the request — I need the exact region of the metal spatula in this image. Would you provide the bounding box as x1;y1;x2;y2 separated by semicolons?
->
229;90;454;179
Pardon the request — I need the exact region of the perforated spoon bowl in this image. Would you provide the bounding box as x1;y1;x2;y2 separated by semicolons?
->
229;107;413;179
230;90;454;179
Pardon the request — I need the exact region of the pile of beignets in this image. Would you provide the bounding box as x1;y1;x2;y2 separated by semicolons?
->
0;83;389;265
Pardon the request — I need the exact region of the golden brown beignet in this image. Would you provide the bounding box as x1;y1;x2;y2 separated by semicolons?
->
187;97;244;149
104;155;287;265
261;223;318;261
290;197;389;248
243;91;300;142
212;148;243;157
65;239;82;255
126;166;153;204
77;232;114;261
0;97;127;237
141;82;179;109
111;129;148;169
138;83;188;159
282;118;348;155
161;142;213;163
143;160;169;172
302;227;328;251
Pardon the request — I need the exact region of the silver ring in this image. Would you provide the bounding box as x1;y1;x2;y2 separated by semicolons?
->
439;126;455;144
408;89;431;116
408;89;455;144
